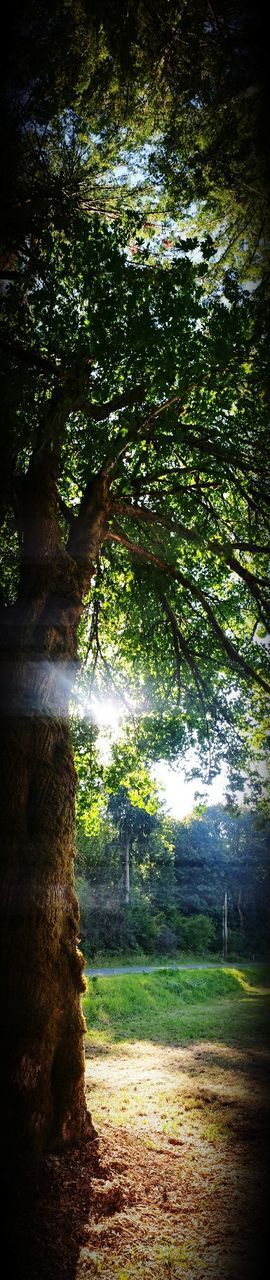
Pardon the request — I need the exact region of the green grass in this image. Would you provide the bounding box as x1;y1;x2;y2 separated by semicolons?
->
83;963;270;1049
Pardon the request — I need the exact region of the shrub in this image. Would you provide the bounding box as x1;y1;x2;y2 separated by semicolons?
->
176;914;217;953
156;925;178;953
128;900;157;952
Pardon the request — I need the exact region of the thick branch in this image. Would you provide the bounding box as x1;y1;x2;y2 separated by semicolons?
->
0;338;62;374
67;472;110;596
233;541;270;554
33;365;93;462
34;378;146;464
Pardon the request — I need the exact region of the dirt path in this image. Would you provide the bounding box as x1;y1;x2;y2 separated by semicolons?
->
84;962;249;978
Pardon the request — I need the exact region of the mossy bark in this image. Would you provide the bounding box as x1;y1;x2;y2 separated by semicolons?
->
0;449;108;1154
0;707;90;1153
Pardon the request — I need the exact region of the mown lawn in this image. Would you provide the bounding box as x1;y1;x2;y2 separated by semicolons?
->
83;963;270;1050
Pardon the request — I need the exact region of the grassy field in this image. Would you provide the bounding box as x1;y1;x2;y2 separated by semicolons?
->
83;963;270;1051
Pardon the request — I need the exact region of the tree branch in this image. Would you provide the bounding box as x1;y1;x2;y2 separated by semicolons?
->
157;589;181;705
157;590;212;776
34;377;146;465
105;528;270;695
175;422;270;510
103;392;187;476
109;499;270;619
233;541;270;555
86;598;133;710
0;337;62;374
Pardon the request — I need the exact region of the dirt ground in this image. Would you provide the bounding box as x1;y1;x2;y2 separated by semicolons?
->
81;1036;269;1280
5;1034;269;1280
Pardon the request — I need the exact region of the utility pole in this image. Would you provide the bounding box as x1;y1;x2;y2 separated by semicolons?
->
125;836;130;905
222;890;228;958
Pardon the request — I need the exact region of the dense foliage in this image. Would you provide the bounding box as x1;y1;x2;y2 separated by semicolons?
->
1;2;269;793
2;2;268;278
1;213;270;788
76;775;270;958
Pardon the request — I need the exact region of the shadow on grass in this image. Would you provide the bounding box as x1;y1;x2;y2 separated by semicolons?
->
190;1038;270;1078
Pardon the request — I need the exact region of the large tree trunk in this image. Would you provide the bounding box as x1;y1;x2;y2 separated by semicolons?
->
0;699;90;1154
0;450;108;1155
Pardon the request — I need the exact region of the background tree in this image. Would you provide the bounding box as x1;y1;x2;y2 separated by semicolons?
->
75;728;171;955
75;729;270;957
73;671;270;962
107;788;155;905
173;805;270;954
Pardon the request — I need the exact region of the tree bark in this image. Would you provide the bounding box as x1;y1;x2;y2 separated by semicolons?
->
0;449;108;1155
0;701;90;1154
237;888;245;929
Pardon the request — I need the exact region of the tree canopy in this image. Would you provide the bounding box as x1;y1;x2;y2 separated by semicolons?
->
1;208;270;791
1;2;269;279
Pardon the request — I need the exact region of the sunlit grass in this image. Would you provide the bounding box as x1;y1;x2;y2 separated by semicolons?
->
83;965;270;1050
228;966;270;995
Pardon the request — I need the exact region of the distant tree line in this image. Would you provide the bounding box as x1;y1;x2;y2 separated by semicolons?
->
76;795;270;959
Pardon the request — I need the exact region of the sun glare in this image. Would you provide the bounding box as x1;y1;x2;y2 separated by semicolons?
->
90;696;125;728
75;684;230;818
